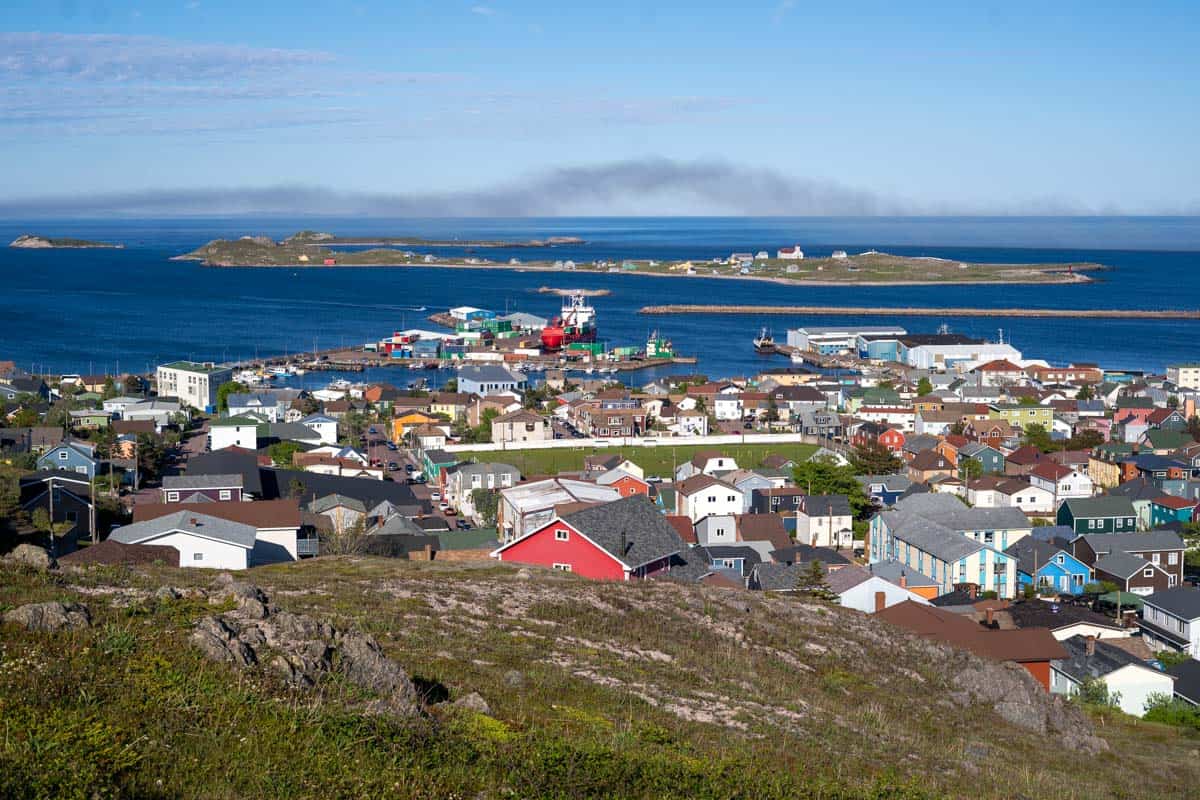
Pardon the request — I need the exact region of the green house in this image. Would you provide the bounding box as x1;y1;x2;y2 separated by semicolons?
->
1057;496;1138;534
990;404;1054;430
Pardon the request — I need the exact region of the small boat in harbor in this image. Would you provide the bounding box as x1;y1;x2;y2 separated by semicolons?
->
753;327;775;353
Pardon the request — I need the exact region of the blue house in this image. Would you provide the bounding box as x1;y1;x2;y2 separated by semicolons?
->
959;442;1005;475
855;474;914;508
1005;537;1091;595
36;440;99;480
1150;495;1198;528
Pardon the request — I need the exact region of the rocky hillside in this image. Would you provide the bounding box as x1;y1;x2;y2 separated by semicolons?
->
1;554;1198;799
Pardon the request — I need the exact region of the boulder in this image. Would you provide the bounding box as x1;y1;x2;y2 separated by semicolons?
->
2;601;90;632
191;615;256;667
453;691;491;714
3;544;55;571
154;586;182;602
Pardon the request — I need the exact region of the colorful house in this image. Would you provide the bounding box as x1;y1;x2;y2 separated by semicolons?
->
491;495;685;581
959;442;1005;475
36;440;99;479
1150;495;1199;528
1057;496;1138;534
1005;538;1092;595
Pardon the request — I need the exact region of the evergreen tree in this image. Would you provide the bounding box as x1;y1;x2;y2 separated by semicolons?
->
795;560;838;601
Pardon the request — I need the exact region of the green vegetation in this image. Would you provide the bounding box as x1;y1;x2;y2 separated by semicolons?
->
452;442;819;479
178;233;1102;285
216;380;249;412
2;558;1198;799
9;234;123;249
793;456;873;518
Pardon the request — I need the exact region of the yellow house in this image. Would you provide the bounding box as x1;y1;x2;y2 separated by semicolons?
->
989;404;1054;430
430;392;471;422
393;411;439;442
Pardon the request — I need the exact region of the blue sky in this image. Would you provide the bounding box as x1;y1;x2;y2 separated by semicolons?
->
3;1;1199;215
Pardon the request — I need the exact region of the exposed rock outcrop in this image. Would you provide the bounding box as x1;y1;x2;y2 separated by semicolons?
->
3;601;91;632
3;544;55;571
190;578;421;717
949;662;1108;754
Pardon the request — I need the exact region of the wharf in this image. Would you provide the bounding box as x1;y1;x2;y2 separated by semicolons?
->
642;305;1200;319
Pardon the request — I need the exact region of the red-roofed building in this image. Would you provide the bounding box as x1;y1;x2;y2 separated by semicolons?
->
973;359;1027;387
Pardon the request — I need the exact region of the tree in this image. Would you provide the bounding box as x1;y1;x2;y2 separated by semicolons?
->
765;397;780;423
1190;415;1200;443
1155;650;1191;668
1168;395;1180;409
1076;384;1095;401
101;377;118;400
948;420;966;436
1073;676;1120;709
916;377;933;397
476;408;500;442
269;441;303;467
793;458;872;518
135;434;168;481
9;406;40;428
31;507;73;539
1022;423;1054;453
442;378;458;393
216;381;249;413
471;488;499;527
849;442;903;475
794;560;838;601
1017;395;1041;407
287;478;308;499
959;457;983;480
1143;693;1200;730
321;515;369;555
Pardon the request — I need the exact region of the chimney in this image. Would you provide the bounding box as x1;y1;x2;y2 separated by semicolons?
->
899;572;908;589
1085;635;1096;657
967;583;978;600
985;607;995;626
189;517;198;526
874;591;887;613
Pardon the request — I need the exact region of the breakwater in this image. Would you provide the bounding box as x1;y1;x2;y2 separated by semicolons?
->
639;305;1200;319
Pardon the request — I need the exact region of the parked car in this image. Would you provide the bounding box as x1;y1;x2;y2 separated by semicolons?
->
438;502;450;512
430;491;441;501
387;462;399;471
386;442;398;451
405;464;415;473
455;519;472;530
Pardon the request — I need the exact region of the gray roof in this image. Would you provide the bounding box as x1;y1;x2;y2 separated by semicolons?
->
1004;537;1071;577
1054;635;1159;683
1144;587;1200;620
457;364;524;384
856;474;914;492
1061;496;1137;519
450;461;520;479
749;563;801;591
226;393;276;407
803;495;851;517
1093;551;1152;579
268;422;321;441
110;510;255;549
1109;479;1164;503
310;493;368;514
1078;531;1185;555
560;494;685;569
162;473;243;490
890;493;1031;533
825;565;873;594
879;507;984;562
867;560;938;588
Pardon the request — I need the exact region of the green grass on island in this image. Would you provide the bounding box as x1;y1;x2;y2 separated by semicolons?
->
2;558;1197;800
450;442;820;478
178;232;1104;285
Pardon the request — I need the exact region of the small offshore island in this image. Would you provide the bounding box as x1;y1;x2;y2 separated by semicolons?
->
176;231;1105;286
9;234;124;249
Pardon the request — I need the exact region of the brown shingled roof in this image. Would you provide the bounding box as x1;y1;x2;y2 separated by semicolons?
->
876;600;1066;664
59;539;175;566
132;499;301;528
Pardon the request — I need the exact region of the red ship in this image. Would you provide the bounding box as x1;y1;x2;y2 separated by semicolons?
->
541;292;598;350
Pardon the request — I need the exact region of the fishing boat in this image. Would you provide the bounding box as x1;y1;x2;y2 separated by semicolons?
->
753;327;775;353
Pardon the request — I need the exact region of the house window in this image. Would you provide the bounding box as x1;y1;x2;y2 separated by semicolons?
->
555;529;569;541
1152;553;1161;565
727;496;737;503
58;450;68;460
76;466;87;474
194;553;203;561
708;495;716;502
1143;568;1154;578
167;491;179;502
552;563;572;572
219;490;232;501
1055;554;1065;565
1170;552;1179;565
65;511;77;523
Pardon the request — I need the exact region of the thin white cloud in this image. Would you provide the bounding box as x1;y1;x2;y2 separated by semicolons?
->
470;5;497;16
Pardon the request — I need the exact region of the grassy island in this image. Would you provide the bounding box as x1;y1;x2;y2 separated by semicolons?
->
9;234;124;249
176;232;1104;286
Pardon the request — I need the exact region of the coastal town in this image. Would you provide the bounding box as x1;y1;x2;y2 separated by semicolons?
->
7;291;1200;736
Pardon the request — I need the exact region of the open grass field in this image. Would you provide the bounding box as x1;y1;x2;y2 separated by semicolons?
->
2;557;1198;799
451;442;820;478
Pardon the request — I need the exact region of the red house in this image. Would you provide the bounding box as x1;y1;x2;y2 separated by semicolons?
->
852;421;906;454
491;495;685;581
596;471;650;498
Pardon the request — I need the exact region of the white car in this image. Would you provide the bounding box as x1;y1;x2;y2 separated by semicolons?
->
438;502;450;513
430;491;441;501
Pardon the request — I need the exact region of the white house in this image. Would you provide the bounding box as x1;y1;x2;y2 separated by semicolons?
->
109;511;255;570
674;410;709;437
102;396;142;418
300;414;339;445
123;399;183;431
675;475;744;524
1029;463;1093;501
777;245;804;260
1050;635;1175;718
828;566;932;613
155;361;233;413
1139;587;1200;658
713;395;744;421
695;514;739;546
998;479;1056;514
210;416;259;451
796;495;853;549
674;452;740;482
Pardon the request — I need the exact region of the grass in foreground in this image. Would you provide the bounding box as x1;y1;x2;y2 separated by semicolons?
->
4;557;1200;799
451;442;819;478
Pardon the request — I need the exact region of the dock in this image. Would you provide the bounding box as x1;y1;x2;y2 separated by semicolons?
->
640;305;1200;320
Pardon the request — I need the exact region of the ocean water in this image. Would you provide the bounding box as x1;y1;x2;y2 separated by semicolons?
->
1;216;1199;381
